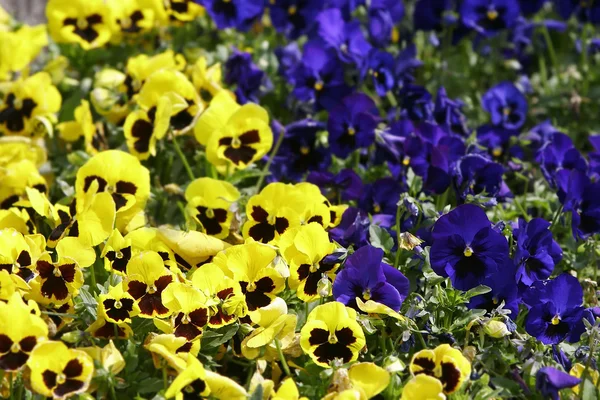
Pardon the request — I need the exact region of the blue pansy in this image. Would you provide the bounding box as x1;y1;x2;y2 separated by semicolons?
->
329;207;371;248
434;87;469;136
327;93;379;158
453;153;510;202
430;204;510;291
291;40;351;110
367;0;405;47
413;0;454;31
482;81;528;130
556;169;600;240
524;273;586;345
316;8;372;65
362;50;396;97
333;245;410;312
536;132;588;186
555;0;600;24
398;84;434;122
513;218;562;286
395;45;423;87
460;0;521;36
197;0;264;31
477;124;519;158
468;261;520;319
307;169;363;202
270;119;330;182
269;0;323;39
358;177;403;216
536;367;581;400
275;43;302;81
224;49;272;104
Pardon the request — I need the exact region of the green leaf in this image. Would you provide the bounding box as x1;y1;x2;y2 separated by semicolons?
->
464;285;492;299
201;325;239;349
369;225;395;253
580;378;599;400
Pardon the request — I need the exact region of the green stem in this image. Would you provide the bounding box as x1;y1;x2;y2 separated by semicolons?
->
579;328;597;399
172;135;195;181
109;376;118;400
394;202;402;269
16;374;23;400
9;373;13;400
162;365;169;392
89;263;97;294
255;129;285;193
540;25;558;78
550;205;564;232
275;339;291;376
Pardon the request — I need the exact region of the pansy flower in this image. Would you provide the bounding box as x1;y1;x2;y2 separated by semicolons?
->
165;355;211;399
322;363;391;399
155;0;205;24
98;284;140;324
241;297;297;360
410;344;471;394
0;72;61;137
205;102;273;170
413;0;453;31
0;160;47;210
460;0;520;36
0;293;48;371
536;132;587;187
513;218;562;286
401;374;446;400
327;93;379;159
102;229;133;275
87;316;133;339
316;8;372;65
269;0;322;39
27;341;94;399
0;24;48;81
243;183;301;244
523;273;586;344
358;177;403;216
34;237;96;304
329;207;371;248
198;0;264;31
307;169;363;203
185;177;240;239
46;0;112;50
145;333;200;371
555;0;600;24
75;150;151;231
279;223;338;301
481;81;528;130
291;40;350;111
191;263;247;328
536;366;581;400
300;301;366;368
556;169;600;240
367;0;404;47
57;100;105;154
123;50;186;100
363;50;396;96
333;246;409;312
162;282;209;341
224;49;272;105
125;251;174;318
106;0;155;39
294;183;333;228
453;153;509;202
0;228;41;282
190;56;223;102
90;69;131;125
430;204;510;291
270;119;331;182
467;263;520;319
273;378;308;400
223;242;284;312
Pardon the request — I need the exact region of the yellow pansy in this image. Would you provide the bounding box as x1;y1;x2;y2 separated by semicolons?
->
162;282;209;341
0;159;46;210
323;363;391;400
190;56;223;101
124;50;187;100
79;340;126;375
57;100;105;154
185;177;240;239
0;24;48;80
0;72;61;137
401;374;446;400
99;284;140;324
279;223;338;301
0;292;48;371
27;340;94;399
409;344;471;394
106;0;155;39
194;90;239;146
300;302;366;368
145;333;200;371
46;0;112;50
165;354;211;399
90;69;130;124
273;378;308;400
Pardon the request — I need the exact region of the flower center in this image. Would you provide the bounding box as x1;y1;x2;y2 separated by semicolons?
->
362;289;371;300
551;315;561;325
487;9;498;20
328;334;338;344
502;106;511;116
10;342;19;353
309;264;319;273
492;297;499;305
77;17;89;30
12;261;20;274
492;147;503;157
300;146;310;155
114;300;122;309
340;43;348;53
347;127;356;136
181;313;191;324
463;246;474;257
231;137;242;149
53;267;62;277
402;156;411;166
147;284;157;294
288;5;297;15
116;251;123;259
106;185;115;194
247;282;257;292
57;373;66;384
205;208;215;219
121;17;132;29
314;81;324;91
